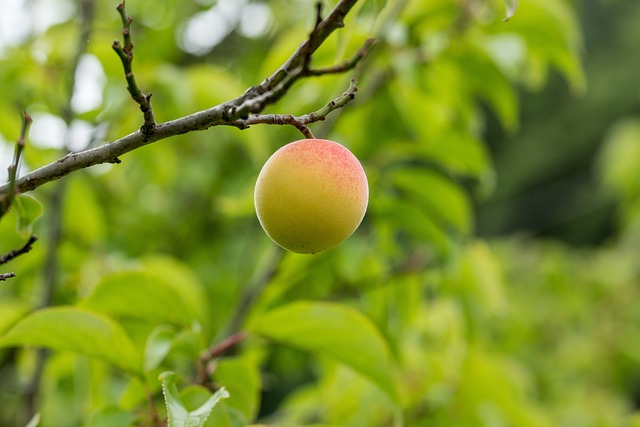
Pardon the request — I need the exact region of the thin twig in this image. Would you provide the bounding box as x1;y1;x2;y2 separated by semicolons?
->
234;79;359;138
0;235;38;265
196;331;249;389
306;38;376;76
201;331;250;361
1;112;33;219
112;0;155;135
0;272;16;281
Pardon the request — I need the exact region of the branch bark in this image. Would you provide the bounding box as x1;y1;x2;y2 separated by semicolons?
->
233;78;359;139
0;0;368;198
0;235;38;265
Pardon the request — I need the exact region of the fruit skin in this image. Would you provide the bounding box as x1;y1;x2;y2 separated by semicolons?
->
254;138;369;254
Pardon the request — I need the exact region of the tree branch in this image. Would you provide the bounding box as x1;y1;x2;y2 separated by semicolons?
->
0;235;38;266
0;0;368;197
112;0;155;136
306;38;376;76
233;79;359;138
196;331;249;389
0;272;16;281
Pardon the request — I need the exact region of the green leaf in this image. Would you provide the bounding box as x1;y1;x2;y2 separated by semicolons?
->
598;118;640;202
390;168;472;235
248;301;399;402
374;195;453;258
144;326;176;372
11;194;42;238
62;177;106;245
81;271;194;327
160;371;230;427
0;307;141;375
503;0;518;21
453;46;519;132
214;356;261;423
141;256;212;336
24;412;40;427
86;406;136;427
0;297;30;336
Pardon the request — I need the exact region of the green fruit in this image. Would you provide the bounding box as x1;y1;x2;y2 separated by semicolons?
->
254;138;369;254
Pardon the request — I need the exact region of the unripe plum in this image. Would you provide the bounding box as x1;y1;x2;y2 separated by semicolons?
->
254;138;369;254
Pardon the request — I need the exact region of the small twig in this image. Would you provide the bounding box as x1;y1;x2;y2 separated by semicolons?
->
306;38;376;76
112;0;155;136
303;2;325;71
0;235;38;283
201;331;249;361
234;79;359;138
196;331;249;388
1;112;33;219
0;235;38;266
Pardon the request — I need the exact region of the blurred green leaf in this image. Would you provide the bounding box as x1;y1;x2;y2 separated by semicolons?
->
144;325;176;372
0;297;30;336
390;168;472;234
599;118;640;202
81;270;196;327
62;177;106;245
249;301;400;403
0;307;141;374
24;412;40;427
495;0;585;92
214;356;262;423
504;0;519;21
453;45;519;132
86;407;136;427
160;371;229;427
374;195;453;258
141;256;212;336
11;194;42;238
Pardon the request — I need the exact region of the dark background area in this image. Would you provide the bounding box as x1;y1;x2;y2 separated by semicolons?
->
477;0;640;245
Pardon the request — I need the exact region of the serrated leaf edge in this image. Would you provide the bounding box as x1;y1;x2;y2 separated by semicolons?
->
160;371;230;427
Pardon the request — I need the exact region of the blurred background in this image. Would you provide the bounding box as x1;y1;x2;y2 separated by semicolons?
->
1;0;639;426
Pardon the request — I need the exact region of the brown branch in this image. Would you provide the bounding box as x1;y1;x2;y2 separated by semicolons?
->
201;331;249;361
112;0;155;136
0;0;370;198
196;331;249;389
306;38;377;76
0;235;38;266
234;79;359;138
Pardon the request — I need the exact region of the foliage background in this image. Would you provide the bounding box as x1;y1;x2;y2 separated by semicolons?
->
1;0;639;426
